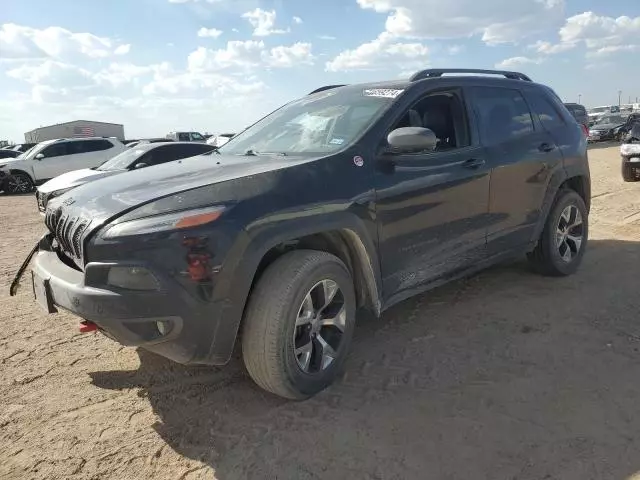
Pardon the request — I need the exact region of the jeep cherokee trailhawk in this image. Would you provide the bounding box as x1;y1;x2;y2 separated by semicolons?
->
12;69;590;399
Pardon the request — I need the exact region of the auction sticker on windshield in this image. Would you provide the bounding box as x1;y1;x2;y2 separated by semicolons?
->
363;88;404;98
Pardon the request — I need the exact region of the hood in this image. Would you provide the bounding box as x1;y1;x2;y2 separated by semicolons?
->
47;152;317;227
0;156;26;167
38;168;121;194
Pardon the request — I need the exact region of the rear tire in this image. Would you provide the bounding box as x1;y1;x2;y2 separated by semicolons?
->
242;250;356;400
622;160;639;182
6;172;35;194
527;189;588;277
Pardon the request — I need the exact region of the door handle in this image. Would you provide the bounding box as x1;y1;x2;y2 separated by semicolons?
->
462;158;485;169
539;143;555;153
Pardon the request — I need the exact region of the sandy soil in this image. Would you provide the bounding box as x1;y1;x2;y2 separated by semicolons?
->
1;144;640;480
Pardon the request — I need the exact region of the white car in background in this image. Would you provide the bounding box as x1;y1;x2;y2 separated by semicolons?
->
206;133;236;147
0;137;126;193
35;141;215;212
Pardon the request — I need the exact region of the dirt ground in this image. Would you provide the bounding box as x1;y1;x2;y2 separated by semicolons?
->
1;144;640;480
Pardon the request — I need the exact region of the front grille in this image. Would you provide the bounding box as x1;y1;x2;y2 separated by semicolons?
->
45;207;90;264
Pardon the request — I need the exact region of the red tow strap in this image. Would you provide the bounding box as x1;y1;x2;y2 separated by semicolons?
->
79;321;98;333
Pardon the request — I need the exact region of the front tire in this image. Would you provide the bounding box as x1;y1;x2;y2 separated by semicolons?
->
528;189;588;276
622;160;639;182
242;250;356;400
6;172;35;194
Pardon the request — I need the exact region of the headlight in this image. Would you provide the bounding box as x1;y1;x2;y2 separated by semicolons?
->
621;144;640;156
49;187;75;199
101;206;225;239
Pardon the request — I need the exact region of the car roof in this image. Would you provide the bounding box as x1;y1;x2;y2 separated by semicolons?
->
45;137;116;144
312;72;544;99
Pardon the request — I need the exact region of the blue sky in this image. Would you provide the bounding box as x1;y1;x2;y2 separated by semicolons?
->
1;0;639;142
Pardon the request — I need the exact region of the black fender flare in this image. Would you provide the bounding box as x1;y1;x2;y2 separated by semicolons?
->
529;163;590;244
204;211;382;364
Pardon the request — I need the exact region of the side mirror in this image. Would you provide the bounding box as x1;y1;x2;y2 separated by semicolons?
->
387;127;437;153
134;162;148;169
35;153;44;160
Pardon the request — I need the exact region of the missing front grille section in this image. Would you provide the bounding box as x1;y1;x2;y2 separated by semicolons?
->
55;248;82;272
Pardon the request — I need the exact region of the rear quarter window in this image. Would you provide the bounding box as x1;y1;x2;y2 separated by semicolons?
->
527;91;567;130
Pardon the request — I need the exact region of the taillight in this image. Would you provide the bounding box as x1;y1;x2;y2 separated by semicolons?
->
581;124;589;137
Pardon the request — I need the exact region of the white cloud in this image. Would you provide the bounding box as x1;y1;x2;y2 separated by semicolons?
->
188;40;265;71
187;40;314;71
560;12;640;49
197;27;223;38
532;12;640;57
265;43;313;67
114;44;131;55
495;56;543;69
587;44;640;57
529;40;575;54
95;62;170;87
242;8;289;36
326;32;428;72
318;35;336;41
0;23;127;60
6;60;94;87
354;0;565;45
447;45;464;55
293;16;303;25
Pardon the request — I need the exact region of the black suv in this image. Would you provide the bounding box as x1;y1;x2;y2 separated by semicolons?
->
13;69;590;399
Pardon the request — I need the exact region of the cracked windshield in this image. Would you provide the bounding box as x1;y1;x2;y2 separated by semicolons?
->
1;1;640;480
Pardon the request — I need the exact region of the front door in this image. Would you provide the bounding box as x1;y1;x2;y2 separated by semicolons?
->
375;89;490;302
467;86;564;255
32;142;74;181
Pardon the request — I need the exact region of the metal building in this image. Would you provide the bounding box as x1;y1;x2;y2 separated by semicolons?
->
24;120;125;142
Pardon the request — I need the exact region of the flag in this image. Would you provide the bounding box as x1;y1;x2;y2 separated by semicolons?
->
72;125;95;137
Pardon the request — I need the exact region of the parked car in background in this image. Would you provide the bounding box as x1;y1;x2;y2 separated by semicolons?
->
621;122;640;182
588;114;627;142
36;141;216;212
0;137;126;193
588;105;617;125
616;113;640;141
206;133;236;148
2;143;38;153
564;103;588;131
18;68;591;399
0;149;21;159
166;131;207;143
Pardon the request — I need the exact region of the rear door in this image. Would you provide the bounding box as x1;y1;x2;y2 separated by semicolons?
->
467;86;563;255
71;139;120;169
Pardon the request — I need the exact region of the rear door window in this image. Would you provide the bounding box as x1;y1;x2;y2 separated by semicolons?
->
178;133;190;141
469;87;535;145
182;143;214;156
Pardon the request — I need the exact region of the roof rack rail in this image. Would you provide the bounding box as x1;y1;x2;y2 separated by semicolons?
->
308;84;347;95
410;68;532;82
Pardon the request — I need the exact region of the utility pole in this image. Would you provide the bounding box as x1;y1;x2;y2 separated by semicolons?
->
618;90;622;106
578;94;582;104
